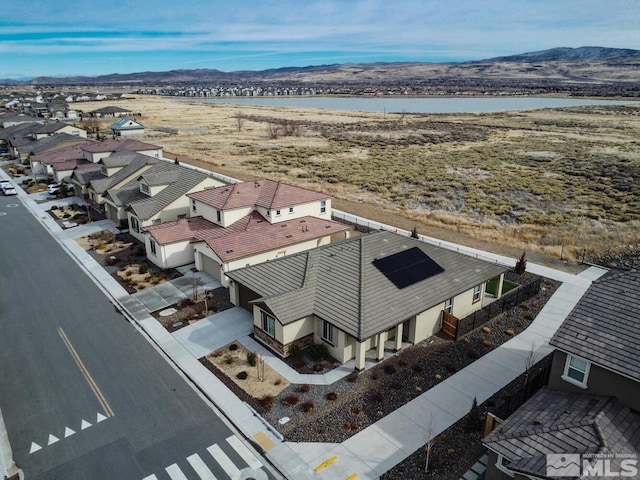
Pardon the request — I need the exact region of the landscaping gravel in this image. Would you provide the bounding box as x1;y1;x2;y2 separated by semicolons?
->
203;270;559;480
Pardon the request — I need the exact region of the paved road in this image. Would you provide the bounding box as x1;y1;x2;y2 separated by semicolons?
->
0;195;270;479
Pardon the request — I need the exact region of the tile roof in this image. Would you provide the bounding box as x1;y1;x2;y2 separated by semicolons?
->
18;133;92;155
109;118;144;130
91;106;131;114
80;138;161;153
90;152;157;194
30;144;90;165
0;122;42;141
71;164;102;184
226;231;510;341
51;159;93;172
483;387;640;478
34;123;81;134
187;179;330;211
550;269;640;382
106;162;210;219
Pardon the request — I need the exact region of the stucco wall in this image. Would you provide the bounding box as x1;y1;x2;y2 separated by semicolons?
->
147;238;194;269
548;350;640;411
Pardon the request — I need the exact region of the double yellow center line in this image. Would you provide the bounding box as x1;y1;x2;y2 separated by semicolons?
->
57;327;114;418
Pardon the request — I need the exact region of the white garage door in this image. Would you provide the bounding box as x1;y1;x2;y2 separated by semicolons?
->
200;253;221;281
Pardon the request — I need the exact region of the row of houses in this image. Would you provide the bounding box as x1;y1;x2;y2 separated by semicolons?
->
4;107;637;475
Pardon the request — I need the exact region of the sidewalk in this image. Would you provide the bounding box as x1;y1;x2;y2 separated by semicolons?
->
1;167;608;479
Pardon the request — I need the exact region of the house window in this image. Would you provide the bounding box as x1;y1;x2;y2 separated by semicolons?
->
322;321;335;345
100;165;108;176
473;284;482;303
289;207;294;214
261;311;275;337
320;200;327;213
444;297;453;314
276;209;281;216
130;216;139;233
177;214;186;219
191;199;197;212
152;218;161;225
149;240;157;256
495;454;514;478
216;210;221;222
140;183;150;194
562;354;590;388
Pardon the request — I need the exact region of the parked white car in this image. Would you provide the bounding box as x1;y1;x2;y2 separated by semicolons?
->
0;179;11;190
2;184;17;195
47;183;74;195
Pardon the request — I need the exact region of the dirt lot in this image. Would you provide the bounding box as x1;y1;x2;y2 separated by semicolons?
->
74;96;640;266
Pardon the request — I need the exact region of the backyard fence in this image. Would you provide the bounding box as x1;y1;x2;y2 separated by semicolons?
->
452;276;542;340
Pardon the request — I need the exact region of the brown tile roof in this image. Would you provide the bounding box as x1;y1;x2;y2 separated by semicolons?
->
145;212;351;263
80;138;161;153
187;179;329;211
30;144;88;165
51;159;93;172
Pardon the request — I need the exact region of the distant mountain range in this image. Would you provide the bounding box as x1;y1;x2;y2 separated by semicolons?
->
5;46;640;86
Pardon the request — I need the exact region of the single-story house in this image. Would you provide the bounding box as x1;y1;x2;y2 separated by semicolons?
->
226;231;510;369
88;106;132;118
32;122;88;139
109;118;145;137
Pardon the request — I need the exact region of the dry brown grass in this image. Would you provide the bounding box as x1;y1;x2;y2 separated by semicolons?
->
75;96;640;262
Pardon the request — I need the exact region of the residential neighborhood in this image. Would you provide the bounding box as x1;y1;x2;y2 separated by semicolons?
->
1;95;638;480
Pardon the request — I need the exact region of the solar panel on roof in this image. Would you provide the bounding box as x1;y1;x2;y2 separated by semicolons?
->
373;247;444;289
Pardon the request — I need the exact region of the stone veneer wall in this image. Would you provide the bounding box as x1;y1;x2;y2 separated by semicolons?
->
253;327;314;359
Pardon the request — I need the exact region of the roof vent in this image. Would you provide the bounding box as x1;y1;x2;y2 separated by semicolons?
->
226;249;234;253
286;234;292;238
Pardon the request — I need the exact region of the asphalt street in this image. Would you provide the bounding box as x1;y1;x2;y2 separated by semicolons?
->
0;194;269;479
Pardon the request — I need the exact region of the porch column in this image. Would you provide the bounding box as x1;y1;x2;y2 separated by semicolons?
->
495;273;505;298
394;323;403;352
355;341;366;371
376;330;387;361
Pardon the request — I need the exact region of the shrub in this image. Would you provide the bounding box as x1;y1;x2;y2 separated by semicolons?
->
274;377;283;386
260;395;274;409
138;262;149;275
466;397;483;432
398;357;409;367
350;405;361;415
224;355;234;365
467;349;479;359
135;245;145;256
515;251;527;274
236;371;248;380
370;370;380;380
411;363;423;372
229;343;238;351
346;372;358;383
482;326;491;334
445;363;457;373
247;352;257;366
463;337;471;345
125;271;133;277
284;394;299;406
302;400;315;412
300;383;311;393
371;392;384;403
308;343;328;362
289;344;302;358
313;363;323;372
51;205;59;210
505;329;515;336
326;392;338;401
383;364;396;375
482;340;492;348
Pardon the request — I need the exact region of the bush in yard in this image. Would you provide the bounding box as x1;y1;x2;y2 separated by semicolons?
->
302;400;315;412
308;343;328;362
138;262;149;274
260;395;274;409
515;251;527;275
346;372;358;383
383;364;396;375
326;392;338;401
247;351;257;366
313;363;324;372
284;394;299;406
236;371;248;380
300;383;310;393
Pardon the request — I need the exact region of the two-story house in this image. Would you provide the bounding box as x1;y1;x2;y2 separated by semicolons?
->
101;162;225;237
483;269;640;480
141;179;352;285
109;118;145;136
79;138;162;164
226;230;510;369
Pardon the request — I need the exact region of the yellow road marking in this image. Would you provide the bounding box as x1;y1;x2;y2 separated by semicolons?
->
315;455;338;471
57;327;114;417
253;431;275;451
345;474;358;480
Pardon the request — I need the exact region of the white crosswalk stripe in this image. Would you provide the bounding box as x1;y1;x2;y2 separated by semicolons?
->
186;453;217;479
225;435;263;470
141;436;264;480
207;444;239;478
165;463;189;480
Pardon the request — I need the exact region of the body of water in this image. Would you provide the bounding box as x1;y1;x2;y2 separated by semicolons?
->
181;96;637;114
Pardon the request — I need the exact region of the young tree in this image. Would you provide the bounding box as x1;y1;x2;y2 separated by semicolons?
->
411;225;419;239
466;397;483;432
515;251;527;275
424;413;437;473
234;111;245;132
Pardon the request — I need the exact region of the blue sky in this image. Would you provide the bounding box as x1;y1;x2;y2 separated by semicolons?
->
1;0;638;79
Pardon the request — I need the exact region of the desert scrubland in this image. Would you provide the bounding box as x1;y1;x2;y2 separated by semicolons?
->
81;96;640;264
